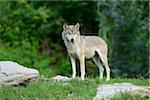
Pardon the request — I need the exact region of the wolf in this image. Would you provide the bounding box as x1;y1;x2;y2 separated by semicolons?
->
62;23;110;81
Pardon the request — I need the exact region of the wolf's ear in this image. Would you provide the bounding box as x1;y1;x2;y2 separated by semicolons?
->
63;23;68;30
75;23;80;30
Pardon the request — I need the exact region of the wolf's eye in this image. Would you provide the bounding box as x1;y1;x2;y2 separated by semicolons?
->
67;32;70;35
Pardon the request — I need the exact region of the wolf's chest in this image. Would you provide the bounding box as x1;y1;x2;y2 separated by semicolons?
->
67;44;81;57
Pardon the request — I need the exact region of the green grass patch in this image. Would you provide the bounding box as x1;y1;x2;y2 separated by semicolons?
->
0;78;149;100
111;92;149;100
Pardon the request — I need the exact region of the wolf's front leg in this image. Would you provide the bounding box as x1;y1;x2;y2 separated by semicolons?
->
80;55;85;80
70;56;76;78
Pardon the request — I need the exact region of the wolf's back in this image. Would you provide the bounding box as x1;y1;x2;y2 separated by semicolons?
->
80;35;107;47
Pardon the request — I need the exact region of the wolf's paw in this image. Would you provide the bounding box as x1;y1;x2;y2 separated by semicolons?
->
99;77;103;80
105;78;110;81
81;77;85;80
72;75;76;79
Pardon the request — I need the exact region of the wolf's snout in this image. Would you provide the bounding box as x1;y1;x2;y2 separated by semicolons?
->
71;39;74;43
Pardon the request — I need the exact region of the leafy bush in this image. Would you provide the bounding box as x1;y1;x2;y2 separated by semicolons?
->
0;42;53;77
96;1;149;78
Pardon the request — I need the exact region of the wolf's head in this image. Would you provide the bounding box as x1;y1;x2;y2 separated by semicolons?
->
62;23;80;43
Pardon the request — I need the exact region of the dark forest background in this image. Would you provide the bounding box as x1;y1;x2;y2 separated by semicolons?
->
0;1;149;78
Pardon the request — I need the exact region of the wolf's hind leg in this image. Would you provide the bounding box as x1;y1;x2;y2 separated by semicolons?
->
98;51;110;81
93;56;104;79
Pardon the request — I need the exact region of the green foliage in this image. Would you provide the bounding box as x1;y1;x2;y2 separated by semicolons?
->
0;41;54;77
0;1;98;77
96;1;149;78
0;42;37;67
0;1;148;78
58;58;71;76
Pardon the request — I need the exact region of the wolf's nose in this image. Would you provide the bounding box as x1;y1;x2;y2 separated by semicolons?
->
71;39;74;43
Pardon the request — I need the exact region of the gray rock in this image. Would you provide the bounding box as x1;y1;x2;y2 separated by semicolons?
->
50;75;70;81
0;61;39;87
93;83;150;100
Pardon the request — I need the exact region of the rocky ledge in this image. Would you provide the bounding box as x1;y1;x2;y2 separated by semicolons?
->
0;61;39;87
93;83;150;100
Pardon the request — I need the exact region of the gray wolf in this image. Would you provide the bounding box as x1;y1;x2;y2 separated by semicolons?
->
62;23;110;81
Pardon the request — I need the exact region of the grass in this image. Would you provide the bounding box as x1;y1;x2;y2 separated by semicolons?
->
0;78;149;100
110;92;149;100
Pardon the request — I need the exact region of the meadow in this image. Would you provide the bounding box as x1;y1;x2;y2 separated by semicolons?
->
0;78;149;100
